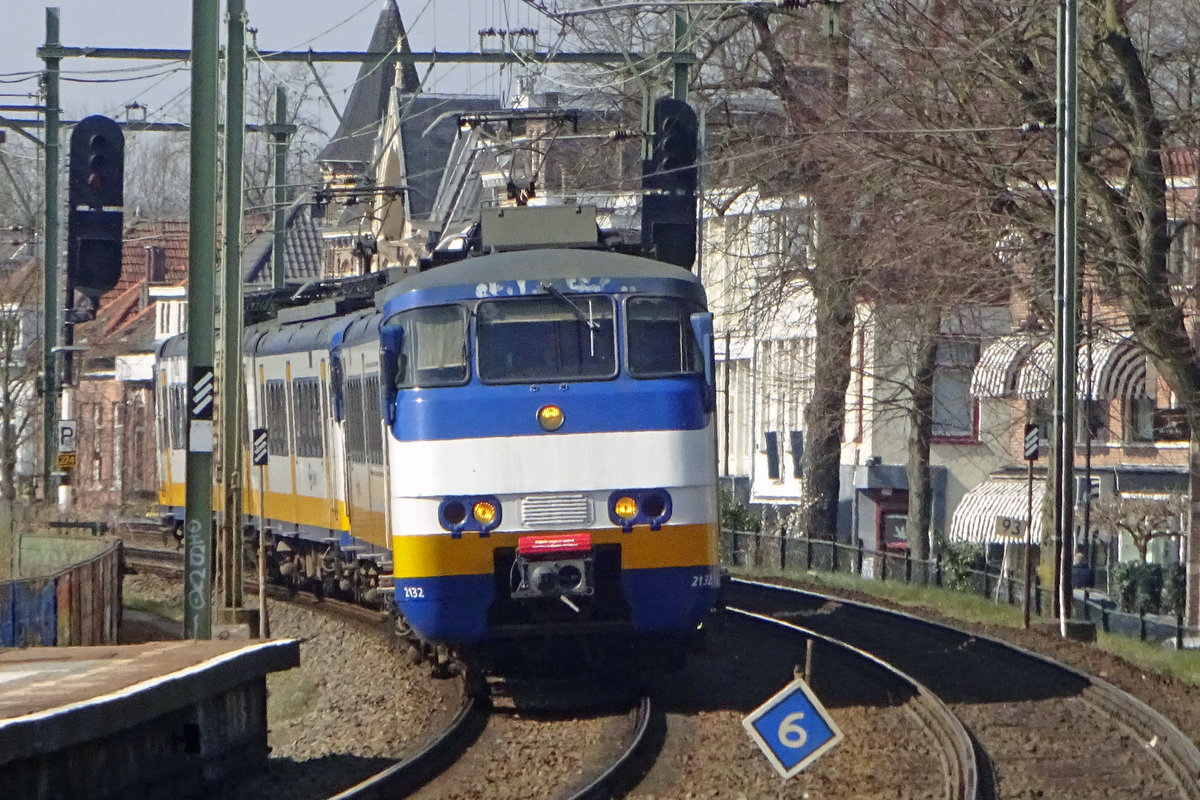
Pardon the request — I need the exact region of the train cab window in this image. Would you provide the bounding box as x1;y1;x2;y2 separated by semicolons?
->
477;295;616;383
626;297;703;377
392;305;468;388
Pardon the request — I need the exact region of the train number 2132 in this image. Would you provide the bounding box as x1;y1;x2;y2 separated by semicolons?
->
403;586;426;599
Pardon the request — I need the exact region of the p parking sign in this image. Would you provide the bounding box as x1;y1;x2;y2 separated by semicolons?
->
743;678;844;779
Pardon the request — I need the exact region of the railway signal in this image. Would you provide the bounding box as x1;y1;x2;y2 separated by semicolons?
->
642;97;699;269
66;115;125;298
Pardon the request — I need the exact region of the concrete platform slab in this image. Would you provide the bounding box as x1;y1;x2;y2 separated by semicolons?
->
0;639;300;799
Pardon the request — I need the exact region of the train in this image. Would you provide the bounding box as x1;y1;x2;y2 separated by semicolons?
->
156;220;722;674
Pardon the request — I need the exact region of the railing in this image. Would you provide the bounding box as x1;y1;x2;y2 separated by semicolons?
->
721;528;1197;648
0;541;123;647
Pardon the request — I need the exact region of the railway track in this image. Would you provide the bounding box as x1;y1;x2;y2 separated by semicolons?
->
726;605;978;800
123;535;1197;798
124;539;971;799
728;577;1200;800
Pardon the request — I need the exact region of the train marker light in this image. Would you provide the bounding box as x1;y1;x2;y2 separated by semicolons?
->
473;500;497;525
614;496;638;520
442;500;467;526
537;404;565;431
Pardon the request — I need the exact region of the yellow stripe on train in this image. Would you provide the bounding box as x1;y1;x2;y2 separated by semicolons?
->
159;481;388;545
391;522;718;578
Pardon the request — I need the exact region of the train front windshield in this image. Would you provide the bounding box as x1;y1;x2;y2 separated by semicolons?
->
477;296;616;383
389;294;703;386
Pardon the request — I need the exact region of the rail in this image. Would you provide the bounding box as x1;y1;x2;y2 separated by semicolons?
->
325;687;488;800
568;695;657;800
721;527;1199;647
727;603;979;800
732;577;1200;800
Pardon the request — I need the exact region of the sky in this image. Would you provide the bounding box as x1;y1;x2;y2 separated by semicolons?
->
3;0;554;137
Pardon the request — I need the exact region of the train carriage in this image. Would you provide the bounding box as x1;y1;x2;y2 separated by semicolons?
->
376;248;720;663
156;243;721;672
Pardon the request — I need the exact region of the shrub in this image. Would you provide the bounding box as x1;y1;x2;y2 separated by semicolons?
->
1110;560;1164;614
933;531;985;592
718;488;761;533
1163;563;1187;617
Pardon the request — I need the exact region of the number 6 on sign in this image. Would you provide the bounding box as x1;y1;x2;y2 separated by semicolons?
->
778;711;808;748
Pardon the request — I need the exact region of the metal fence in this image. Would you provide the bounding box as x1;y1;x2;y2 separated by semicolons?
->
0;541;123;647
721;528;1198;648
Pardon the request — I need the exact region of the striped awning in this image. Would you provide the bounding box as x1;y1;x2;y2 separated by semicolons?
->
949;478;1045;545
970;334;1036;398
978;334;1152;401
1084;336;1150;399
1015;341;1055;400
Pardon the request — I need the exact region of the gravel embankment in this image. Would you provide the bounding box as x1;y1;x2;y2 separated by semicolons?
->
123;571;1200;800
123;572;457;799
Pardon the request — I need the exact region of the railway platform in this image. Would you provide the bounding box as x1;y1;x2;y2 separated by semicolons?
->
0;638;300;800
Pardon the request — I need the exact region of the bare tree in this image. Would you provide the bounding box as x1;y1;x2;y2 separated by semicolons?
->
829;0;1200;623
243;63;329;212
0;262;42;502
1091;494;1186;564
123;133;190;219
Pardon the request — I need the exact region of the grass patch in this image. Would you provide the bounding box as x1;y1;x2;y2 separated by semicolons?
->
1096;633;1200;686
730;566;1200;687
125;596;184;623
267;669;320;725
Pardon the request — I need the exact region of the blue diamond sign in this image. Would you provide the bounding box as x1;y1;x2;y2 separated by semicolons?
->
743;678;844;779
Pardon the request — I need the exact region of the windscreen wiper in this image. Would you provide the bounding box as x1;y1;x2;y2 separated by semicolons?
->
540;282;599;330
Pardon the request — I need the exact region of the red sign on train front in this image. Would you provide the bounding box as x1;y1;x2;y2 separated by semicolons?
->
517;533;591;555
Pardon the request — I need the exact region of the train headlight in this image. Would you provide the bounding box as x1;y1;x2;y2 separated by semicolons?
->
537;404;565;431
613;495;638;520
473;501;497;525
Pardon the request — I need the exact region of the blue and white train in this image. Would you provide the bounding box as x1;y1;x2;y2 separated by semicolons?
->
157;244;721;671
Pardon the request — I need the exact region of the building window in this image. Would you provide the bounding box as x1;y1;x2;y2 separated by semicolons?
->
932;340;979;440
1027;399;1053;449
1167;219;1195;284
1126;396;1155;443
764;430;780;480
1077;398;1109;444
1154;404;1191;442
789;430;804;478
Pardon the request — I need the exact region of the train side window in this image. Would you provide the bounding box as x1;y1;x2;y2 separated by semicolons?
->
390;305;468;388
291;377;324;458
363;374;384;464
265;380;289;455
627;297;703;378
168;384;187;450
344;378;365;462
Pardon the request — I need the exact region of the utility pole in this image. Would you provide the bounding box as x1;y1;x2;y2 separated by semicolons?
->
217;0;247;623
1053;0;1080;635
672;9;690;101
40;8;60;502
272;86;289;291
183;0;220;640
